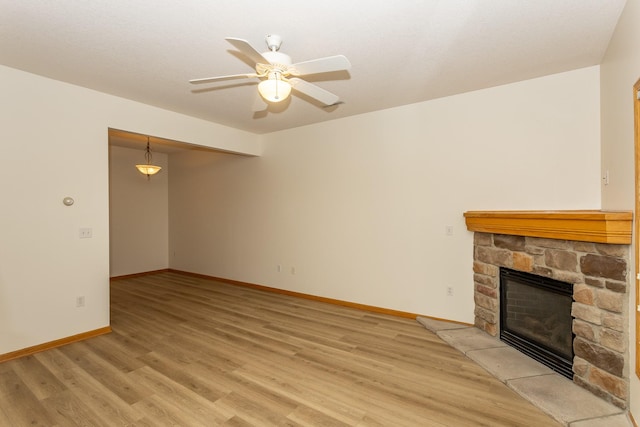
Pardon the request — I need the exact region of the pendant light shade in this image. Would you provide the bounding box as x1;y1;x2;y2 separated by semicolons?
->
136;164;162;176
136;137;162;178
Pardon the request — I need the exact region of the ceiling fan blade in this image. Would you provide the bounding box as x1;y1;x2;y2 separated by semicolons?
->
189;73;257;84
289;78;340;106
289;55;351;76
226;37;270;65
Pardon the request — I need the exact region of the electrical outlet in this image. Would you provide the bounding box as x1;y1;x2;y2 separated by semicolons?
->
445;226;454;236
76;296;85;307
277;264;282;273
446;287;454;296
291;267;296;275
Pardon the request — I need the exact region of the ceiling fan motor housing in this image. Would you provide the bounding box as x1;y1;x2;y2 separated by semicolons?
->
262;51;292;66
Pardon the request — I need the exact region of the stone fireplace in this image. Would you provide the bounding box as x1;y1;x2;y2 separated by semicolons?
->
464;210;632;409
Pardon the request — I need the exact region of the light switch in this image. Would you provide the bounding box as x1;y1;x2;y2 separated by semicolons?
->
79;228;92;239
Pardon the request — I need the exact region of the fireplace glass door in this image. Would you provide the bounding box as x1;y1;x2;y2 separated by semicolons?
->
500;268;574;379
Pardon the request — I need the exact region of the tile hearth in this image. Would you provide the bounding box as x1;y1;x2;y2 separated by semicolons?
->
417;317;632;427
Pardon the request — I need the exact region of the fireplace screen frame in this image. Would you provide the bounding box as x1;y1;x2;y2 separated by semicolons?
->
499;267;575;379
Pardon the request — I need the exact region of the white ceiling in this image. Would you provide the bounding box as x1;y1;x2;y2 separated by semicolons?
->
0;1;627;136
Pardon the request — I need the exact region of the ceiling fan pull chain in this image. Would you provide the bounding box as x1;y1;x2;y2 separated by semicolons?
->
275;72;281;100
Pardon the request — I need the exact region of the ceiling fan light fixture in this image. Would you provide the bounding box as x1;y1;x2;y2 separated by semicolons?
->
258;76;292;103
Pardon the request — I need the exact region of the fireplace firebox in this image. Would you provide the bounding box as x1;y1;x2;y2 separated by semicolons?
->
500;268;574;379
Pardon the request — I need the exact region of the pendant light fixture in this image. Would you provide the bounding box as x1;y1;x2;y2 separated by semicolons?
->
136;137;162;179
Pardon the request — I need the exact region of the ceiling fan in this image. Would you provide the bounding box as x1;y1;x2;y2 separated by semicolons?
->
189;35;351;111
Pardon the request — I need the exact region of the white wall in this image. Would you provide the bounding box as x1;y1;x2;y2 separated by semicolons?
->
0;65;260;355
169;66;602;323
109;145;169;277
600;0;640;419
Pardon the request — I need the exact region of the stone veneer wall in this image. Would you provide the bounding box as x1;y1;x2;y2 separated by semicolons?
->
472;233;629;409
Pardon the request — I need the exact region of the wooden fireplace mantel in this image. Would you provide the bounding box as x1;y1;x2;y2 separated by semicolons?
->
463;210;633;244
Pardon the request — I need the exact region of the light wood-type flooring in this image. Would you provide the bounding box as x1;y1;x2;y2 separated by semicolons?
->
0;271;561;426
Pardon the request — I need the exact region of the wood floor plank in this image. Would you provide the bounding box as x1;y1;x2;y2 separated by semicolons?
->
0;271;562;426
287;404;354;427
136;351;231;402
214;391;293;427
232;359;370;425
40;390;113;427
8;355;67;401
130;366;232;426
60;345;154;405
0;369;58;426
36;348;144;425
